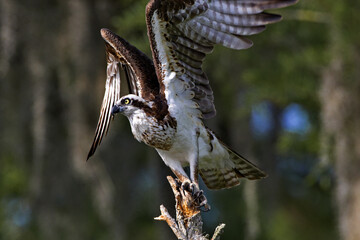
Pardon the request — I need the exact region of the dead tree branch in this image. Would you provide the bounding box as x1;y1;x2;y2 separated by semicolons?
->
155;176;225;240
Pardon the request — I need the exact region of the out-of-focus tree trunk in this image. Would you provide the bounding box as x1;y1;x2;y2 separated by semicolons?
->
230;113;260;240
320;3;360;239
259;103;282;218
59;0;122;238
221;90;262;240
25;1;80;238
0;0;19;157
0;0;16;76
15;0;124;239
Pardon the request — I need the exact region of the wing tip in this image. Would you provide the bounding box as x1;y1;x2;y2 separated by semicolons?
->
86;151;93;161
100;28;120;46
256;171;268;179
265;0;299;10
87;145;96;161
231;37;253;50
100;28;111;39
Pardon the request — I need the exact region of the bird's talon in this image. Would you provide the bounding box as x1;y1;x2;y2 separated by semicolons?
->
193;190;203;199
181;181;191;192
195;195;210;212
199;202;211;212
178;179;210;211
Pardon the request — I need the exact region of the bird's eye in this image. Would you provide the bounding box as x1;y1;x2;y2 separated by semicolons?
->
124;98;130;105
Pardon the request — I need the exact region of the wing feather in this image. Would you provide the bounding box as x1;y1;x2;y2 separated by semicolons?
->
174;35;214;54
172;42;206;61
88;29;158;159
187;19;253;49
178;59;204;75
209;0;298;15
184;71;209;85
173;47;203;67
196;15;266;35
88;54;120;159
146;0;297;119
203;9;282;26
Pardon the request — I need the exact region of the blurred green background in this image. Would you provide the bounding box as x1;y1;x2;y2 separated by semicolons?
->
1;0;360;239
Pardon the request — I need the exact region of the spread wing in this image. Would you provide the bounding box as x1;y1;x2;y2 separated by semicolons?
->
146;0;297;119
87;28;158;159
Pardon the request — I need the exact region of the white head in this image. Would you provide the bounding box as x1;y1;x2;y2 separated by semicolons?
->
111;94;152;118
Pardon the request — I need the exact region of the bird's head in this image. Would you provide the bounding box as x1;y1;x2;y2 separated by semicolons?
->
111;94;152;118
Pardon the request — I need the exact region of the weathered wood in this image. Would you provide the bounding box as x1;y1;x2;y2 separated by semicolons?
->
155;176;225;240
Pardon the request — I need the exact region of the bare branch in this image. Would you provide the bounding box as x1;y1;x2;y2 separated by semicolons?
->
211;224;226;240
155;176;226;240
155;205;187;239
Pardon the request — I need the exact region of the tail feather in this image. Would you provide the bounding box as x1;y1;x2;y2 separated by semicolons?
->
200;167;240;189
199;129;267;190
223;143;268;180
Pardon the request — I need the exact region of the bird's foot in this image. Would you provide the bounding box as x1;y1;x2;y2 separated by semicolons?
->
181;180;211;212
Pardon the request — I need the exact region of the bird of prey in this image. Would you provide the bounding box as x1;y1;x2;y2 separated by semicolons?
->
88;0;297;207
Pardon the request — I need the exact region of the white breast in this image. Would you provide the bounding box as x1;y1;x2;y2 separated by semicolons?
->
128;109;176;150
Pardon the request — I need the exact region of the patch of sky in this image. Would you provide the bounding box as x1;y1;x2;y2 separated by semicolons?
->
281;103;311;134
3;198;31;227
251;101;274;138
251;102;311;137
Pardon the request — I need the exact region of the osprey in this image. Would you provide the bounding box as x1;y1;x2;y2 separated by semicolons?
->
88;0;297;207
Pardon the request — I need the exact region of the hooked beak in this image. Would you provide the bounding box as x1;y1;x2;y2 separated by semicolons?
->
111;105;125;116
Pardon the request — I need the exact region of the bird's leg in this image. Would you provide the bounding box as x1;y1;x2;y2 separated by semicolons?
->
189;129;200;187
170;168;189;183
190;130;200;185
187;128;210;211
